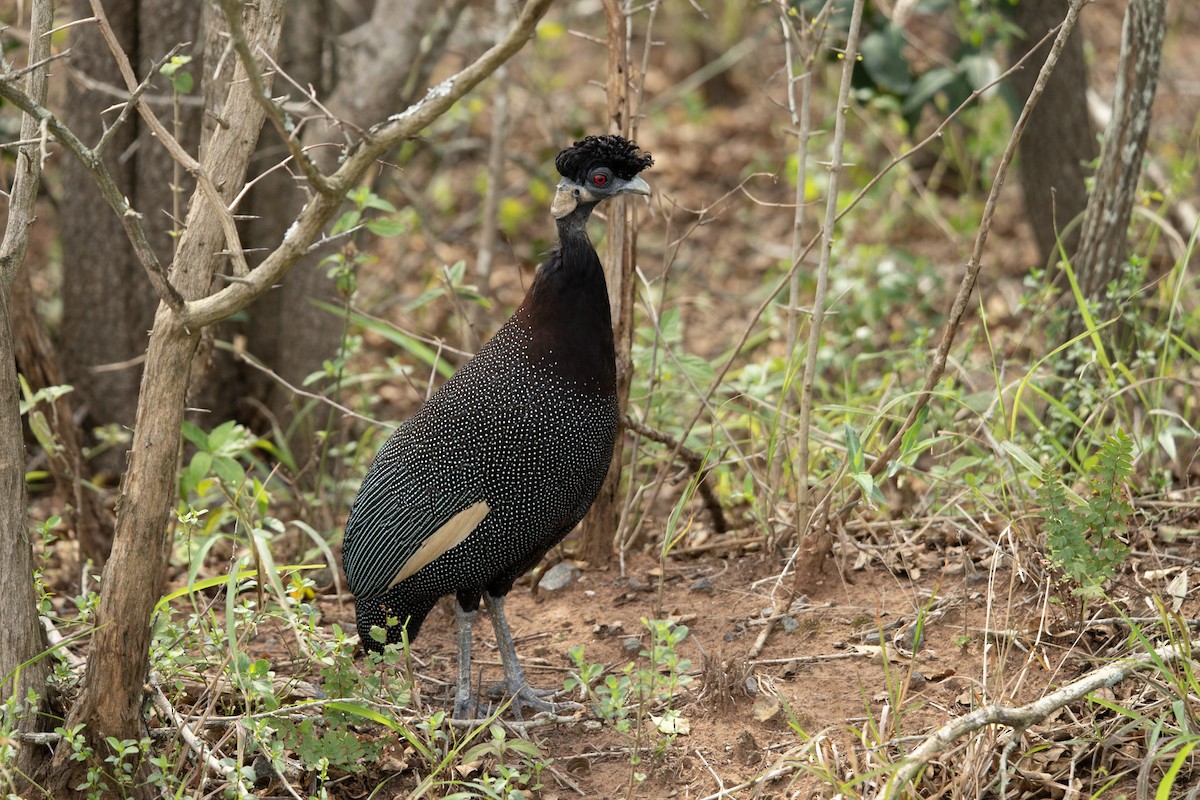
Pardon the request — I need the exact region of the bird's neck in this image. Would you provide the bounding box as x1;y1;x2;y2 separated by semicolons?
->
514;222;616;395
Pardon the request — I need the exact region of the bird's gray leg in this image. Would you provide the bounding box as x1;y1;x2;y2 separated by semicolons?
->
452;601;477;719
483;592;571;719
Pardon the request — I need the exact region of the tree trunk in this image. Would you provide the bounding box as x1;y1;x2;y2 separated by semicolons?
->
1007;0;1095;266
0;290;52;783
40;4;285;794
58;0;202;477
576;0;640;567
0;0;55;781
1071;0;1166;329
12;270;114;566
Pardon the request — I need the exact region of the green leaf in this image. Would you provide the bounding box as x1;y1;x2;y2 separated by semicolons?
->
325;701;401;730
844;423;865;472
207;420;238;453
331;209;362;236
365;216;409;237
212;455;245;486
171;72;193;94
181;420;208;449
361;194;397;213
860;25;912;95
1001;440;1041;476
901;66;959;118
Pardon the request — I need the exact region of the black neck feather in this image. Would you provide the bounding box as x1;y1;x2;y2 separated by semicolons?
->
514;215;616;395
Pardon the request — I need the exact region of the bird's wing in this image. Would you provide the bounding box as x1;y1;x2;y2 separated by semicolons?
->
342;451;490;600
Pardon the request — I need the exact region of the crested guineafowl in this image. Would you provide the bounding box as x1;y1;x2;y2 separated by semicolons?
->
342;134;653;718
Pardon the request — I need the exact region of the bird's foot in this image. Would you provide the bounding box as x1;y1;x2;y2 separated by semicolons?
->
452;694;478;721
487;680;581;720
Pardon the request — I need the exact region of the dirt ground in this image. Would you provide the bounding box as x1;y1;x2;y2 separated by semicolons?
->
23;0;1200;797
283;513;1197;799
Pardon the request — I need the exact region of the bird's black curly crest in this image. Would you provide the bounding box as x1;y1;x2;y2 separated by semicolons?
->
555;135;653;183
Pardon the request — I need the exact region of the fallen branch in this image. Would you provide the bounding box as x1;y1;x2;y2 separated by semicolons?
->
883;637;1200;797
147;674;255;797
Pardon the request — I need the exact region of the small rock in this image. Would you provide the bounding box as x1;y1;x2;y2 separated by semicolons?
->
780;615;800;633
538;562;579;592
743;676;758;696
752;693;781;723
689;576;713;593
733;730;763;766
622;636;642;652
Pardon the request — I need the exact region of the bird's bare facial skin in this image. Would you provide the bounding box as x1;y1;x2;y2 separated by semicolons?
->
551;184;581;218
550;185;575;218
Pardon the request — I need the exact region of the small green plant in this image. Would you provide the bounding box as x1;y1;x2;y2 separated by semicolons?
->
446;723;549;799
1039;431;1134;597
565;618;693;735
53;724;153;800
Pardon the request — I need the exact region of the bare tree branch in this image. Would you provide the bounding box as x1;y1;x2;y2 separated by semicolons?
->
86;0;252;279
0;78;185;311
217;0;330;193
178;0;556;330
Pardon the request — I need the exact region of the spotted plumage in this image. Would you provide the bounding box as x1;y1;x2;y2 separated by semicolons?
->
342;135;653;717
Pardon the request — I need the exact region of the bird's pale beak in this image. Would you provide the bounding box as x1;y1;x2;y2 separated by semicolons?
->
619;175;651;196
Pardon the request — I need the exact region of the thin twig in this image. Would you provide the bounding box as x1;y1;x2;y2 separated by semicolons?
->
229;347;391;428
847;2;1088;501
791;0;865;578
147;674;255;796
217;0;331;194
87;0;253;279
623;414;729;533
178;0;557;330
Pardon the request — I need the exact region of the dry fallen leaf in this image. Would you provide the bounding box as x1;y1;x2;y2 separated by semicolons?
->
752;693;782;723
651;713;691;735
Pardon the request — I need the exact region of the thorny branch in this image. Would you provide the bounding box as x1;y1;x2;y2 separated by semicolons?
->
217;0;330;193
178;0;556;330
0;77;185;311
87;0;253;279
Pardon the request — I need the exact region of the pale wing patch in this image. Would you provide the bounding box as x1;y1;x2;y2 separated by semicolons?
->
389;500;490;587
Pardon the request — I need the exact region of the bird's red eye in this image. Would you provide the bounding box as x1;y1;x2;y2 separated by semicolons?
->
592;173;608;185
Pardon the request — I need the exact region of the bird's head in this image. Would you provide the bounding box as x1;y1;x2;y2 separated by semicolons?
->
551;134;653;221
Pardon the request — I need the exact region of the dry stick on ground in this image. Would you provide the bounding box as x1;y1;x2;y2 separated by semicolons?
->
882;637;1200;798
794;0;1090;591
146;676;254;797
